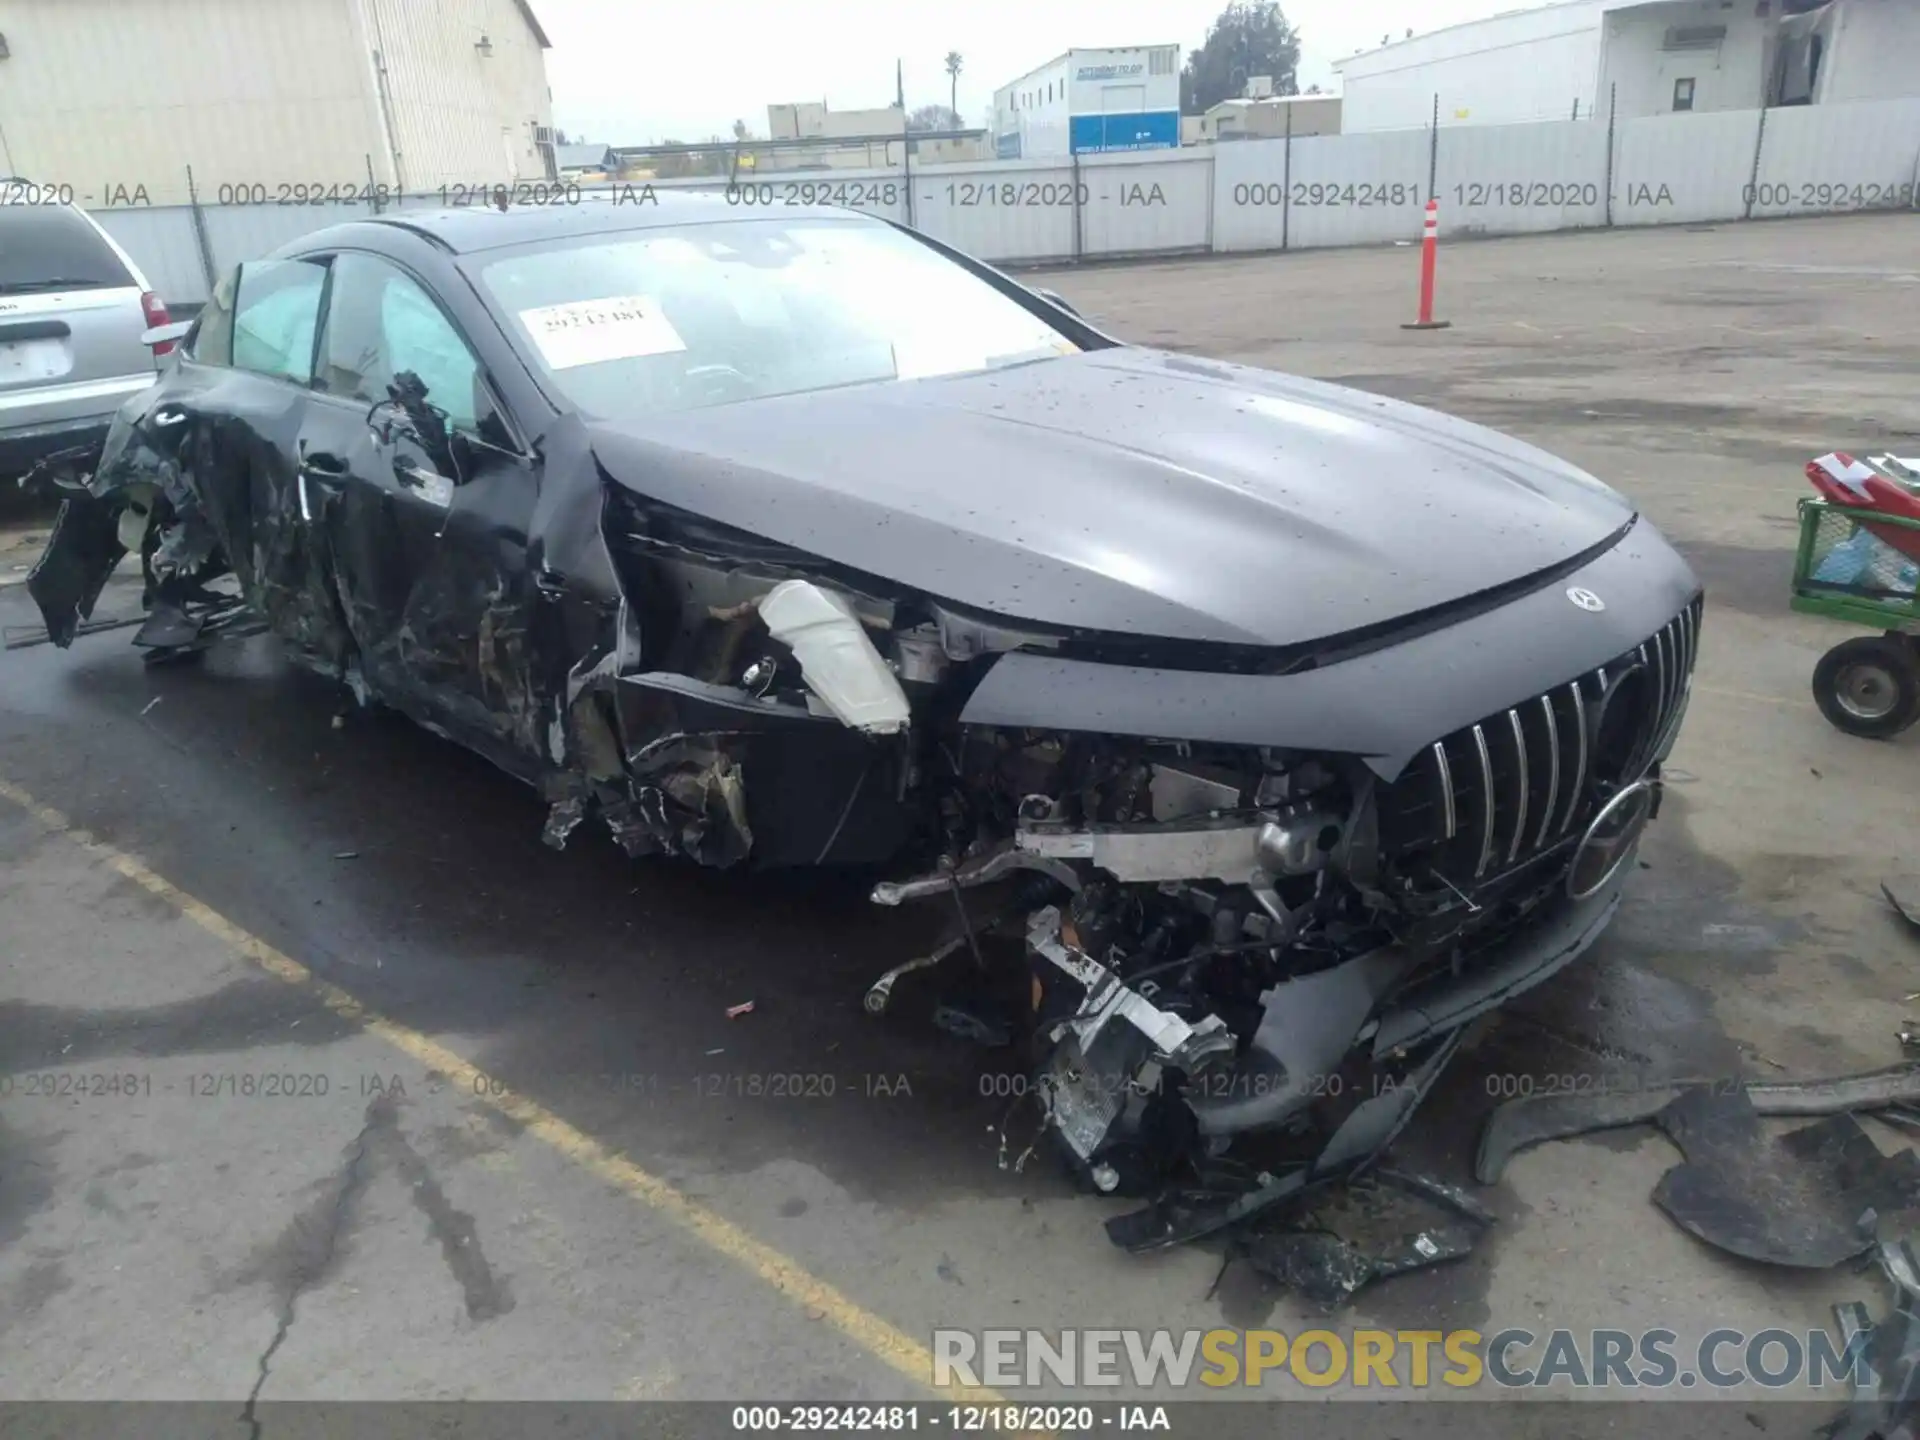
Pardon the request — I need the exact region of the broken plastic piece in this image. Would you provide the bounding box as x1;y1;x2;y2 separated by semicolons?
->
1237;1162;1494;1307
1477;1060;1920;1184
1108;1029;1465;1252
1651;1087;1920;1269
757;580;909;735
1887;880;1920;934
1371;1167;1500;1228
726;1000;755;1019
1243;1224;1478;1308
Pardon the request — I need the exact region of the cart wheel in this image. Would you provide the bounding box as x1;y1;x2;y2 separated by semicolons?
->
1812;635;1920;739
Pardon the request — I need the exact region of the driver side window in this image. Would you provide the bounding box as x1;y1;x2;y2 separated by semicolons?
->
196;260;327;380
316;253;483;433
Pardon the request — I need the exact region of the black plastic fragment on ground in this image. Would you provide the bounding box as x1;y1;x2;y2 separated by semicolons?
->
1653;1085;1920;1269
1238;1171;1487;1308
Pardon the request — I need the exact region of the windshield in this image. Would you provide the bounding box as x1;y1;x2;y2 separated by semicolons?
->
474;216;1081;417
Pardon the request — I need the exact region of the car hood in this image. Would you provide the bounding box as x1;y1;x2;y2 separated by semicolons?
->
581;347;1635;647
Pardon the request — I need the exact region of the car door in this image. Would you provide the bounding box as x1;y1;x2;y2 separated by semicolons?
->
23;257;339;650
161;259;351;668
300;250;544;774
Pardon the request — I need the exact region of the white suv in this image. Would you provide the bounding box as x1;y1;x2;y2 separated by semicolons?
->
0;188;173;493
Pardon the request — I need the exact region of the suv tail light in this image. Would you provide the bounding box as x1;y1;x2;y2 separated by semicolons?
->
141;291;174;356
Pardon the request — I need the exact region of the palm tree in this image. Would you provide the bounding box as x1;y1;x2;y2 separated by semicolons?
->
944;51;963;128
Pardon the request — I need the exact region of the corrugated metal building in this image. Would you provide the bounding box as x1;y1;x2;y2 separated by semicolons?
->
0;0;554;204
1333;0;1920;133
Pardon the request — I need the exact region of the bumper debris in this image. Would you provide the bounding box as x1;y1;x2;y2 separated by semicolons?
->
1477;1060;1920;1184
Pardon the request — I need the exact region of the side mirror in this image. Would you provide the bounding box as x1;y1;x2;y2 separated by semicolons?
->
141;320;193;349
1035;288;1080;318
367;372;462;480
387;371;446;443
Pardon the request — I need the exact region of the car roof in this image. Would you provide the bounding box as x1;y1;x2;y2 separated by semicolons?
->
314;191;868;256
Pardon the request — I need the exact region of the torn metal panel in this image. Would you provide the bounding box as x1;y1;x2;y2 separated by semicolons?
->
24;492;126;648
306;390;547;777
1476;1061;1920;1185
613;670;911;868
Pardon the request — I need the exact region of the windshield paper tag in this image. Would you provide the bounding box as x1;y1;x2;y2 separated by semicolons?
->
518;296;685;369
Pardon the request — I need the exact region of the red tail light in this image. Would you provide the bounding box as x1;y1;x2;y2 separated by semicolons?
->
141;291;174;356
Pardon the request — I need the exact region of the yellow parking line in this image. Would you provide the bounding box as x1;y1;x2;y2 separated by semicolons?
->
0;774;994;1403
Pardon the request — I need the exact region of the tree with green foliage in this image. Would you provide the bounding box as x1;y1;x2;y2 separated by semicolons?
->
1180;1;1302;115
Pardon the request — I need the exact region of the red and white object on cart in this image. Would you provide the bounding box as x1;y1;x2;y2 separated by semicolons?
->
1806;452;1920;573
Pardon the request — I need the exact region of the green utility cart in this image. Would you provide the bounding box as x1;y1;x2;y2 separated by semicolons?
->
1791;494;1920;738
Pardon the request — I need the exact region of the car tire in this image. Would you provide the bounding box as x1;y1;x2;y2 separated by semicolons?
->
1812;635;1920;739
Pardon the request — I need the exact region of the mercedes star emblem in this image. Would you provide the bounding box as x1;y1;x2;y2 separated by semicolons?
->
1566;587;1606;612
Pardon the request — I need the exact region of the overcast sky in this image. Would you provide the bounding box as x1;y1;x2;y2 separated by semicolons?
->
534;0;1558;143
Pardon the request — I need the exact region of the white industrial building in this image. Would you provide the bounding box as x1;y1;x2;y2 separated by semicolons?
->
0;0;556;204
992;45;1181;158
765;101;909;169
1199;93;1344;141
1334;0;1920;133
762;101;989;170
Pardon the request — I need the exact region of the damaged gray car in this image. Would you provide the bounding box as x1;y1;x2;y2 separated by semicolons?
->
27;197;1702;1239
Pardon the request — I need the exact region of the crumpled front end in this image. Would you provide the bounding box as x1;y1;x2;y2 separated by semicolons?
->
867;593;1698;1230
567;442;1702;1236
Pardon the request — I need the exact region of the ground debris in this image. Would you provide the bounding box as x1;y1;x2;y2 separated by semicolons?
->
1236;1169;1491;1308
1478;1060;1920;1184
1824;1237;1920;1440
1886;880;1920;935
1653;1087;1920;1269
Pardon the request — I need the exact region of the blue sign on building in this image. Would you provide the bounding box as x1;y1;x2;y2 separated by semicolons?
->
995;131;1023;159
1068;110;1178;154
